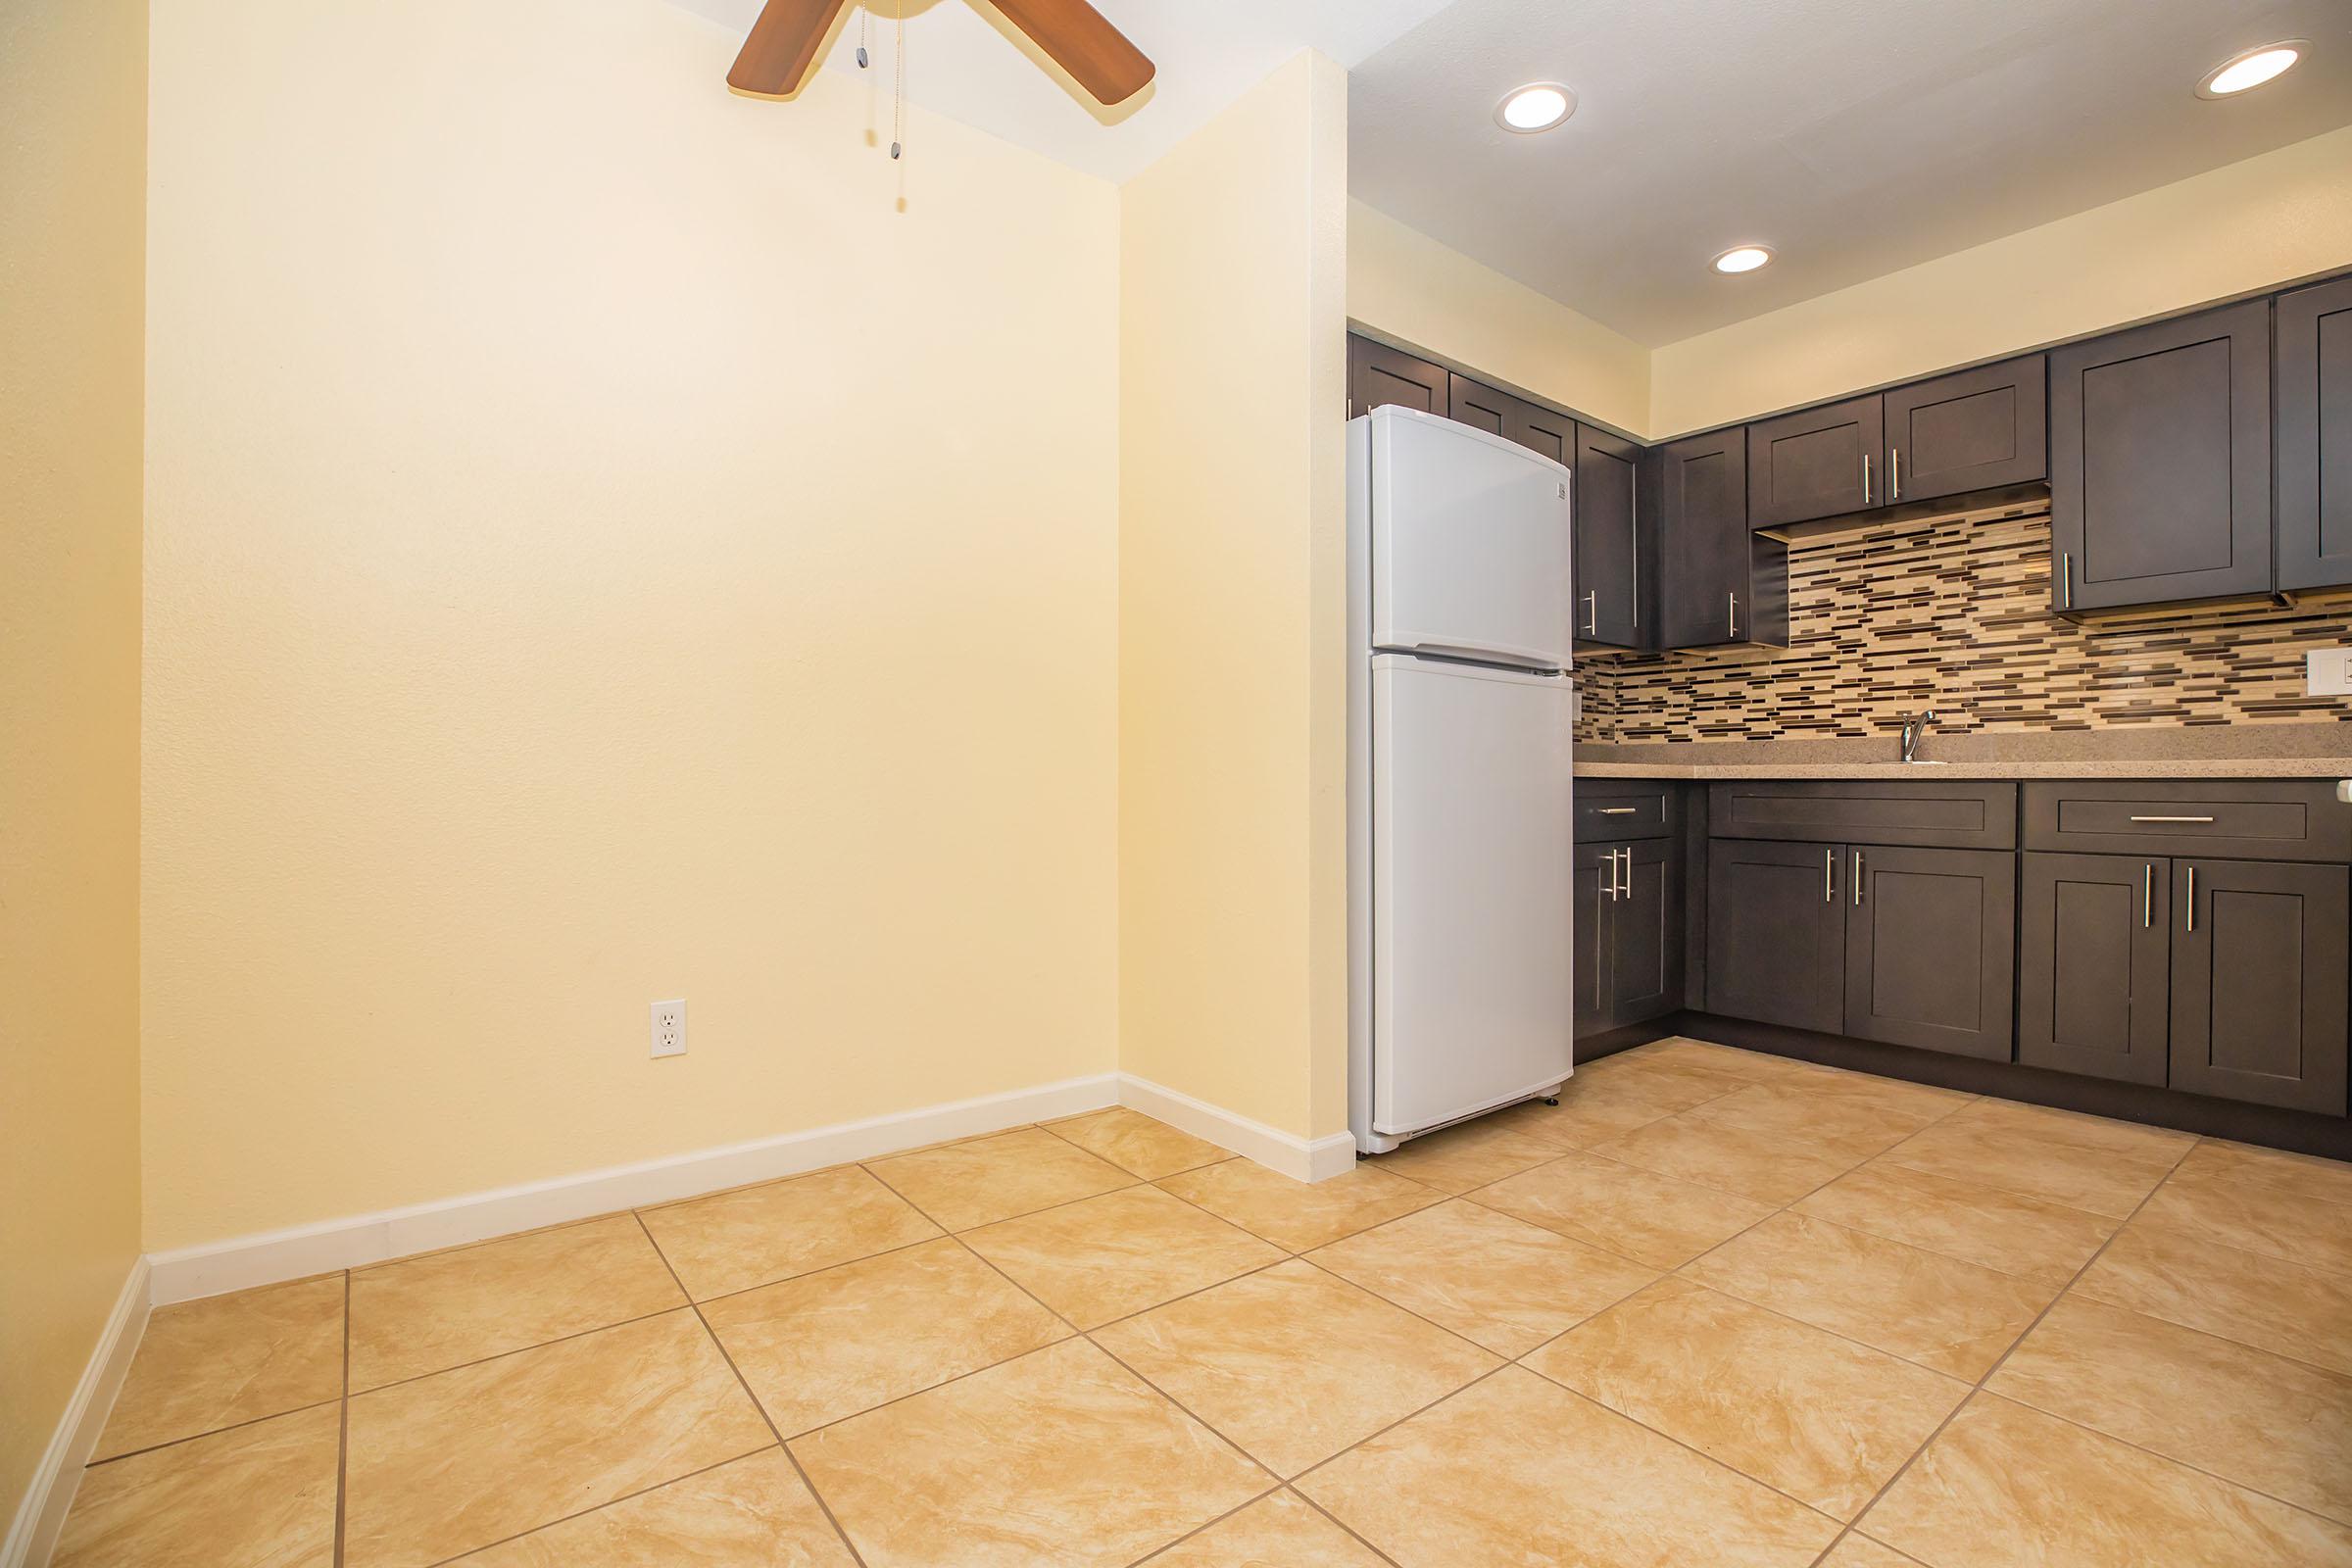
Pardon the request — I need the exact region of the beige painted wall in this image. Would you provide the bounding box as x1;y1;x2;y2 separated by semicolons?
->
1119;51;1352;1141
140;0;1120;1250
0;0;147;1527
1651;125;2352;437
1348;200;1650;437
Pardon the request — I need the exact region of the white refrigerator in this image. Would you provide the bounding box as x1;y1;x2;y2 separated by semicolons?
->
1348;406;1577;1154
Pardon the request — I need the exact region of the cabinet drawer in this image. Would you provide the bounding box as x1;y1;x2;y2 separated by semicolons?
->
1575;783;1676;842
1708;781;2018;850
2023;781;2352;863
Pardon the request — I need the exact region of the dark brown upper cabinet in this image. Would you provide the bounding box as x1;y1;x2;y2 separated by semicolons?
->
1884;355;2047;505
2278;274;2352;593
2049;300;2273;612
1503;397;1574;467
2018;851;2171;1087
1654;429;1787;649
2169;858;2348;1116
1574;424;1642;649
1448;371;1512;436
1747;394;1886;528
1449;372;1577;466
1348;334;1448;419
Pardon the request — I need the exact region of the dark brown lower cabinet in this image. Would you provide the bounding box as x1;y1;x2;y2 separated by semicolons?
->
1573;843;1612;1038
1706;839;1845;1033
2018;853;2171;1086
2171;859;2350;1115
1609;840;1681;1024
1577;839;1683;1036
1843;846;2016;1060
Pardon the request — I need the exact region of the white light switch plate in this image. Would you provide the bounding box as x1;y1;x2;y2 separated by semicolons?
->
2308;649;2352;697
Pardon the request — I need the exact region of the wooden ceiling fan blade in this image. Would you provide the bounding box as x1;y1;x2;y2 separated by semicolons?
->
988;0;1155;105
727;0;855;97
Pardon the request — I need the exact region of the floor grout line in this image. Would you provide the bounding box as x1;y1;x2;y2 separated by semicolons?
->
82;1392;348;1469
630;1207;874;1568
413;1448;780;1568
1281;1483;1410;1568
1795;1129;2201;1567
1116;1482;1289;1566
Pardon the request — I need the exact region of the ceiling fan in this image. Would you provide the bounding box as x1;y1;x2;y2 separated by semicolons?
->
727;0;1156;106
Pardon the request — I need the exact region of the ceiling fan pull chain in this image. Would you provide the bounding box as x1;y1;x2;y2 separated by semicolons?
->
856;4;868;70
890;0;906;160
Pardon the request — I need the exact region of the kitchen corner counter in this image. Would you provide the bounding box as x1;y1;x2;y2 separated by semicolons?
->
1576;724;2350;781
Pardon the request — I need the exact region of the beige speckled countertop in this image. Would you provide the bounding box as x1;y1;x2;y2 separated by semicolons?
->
1576;724;2351;782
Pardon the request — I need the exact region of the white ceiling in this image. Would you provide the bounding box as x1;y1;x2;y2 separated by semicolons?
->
665;0;1454;182
1349;0;2352;345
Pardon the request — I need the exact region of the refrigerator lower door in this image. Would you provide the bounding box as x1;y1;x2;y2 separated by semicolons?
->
1371;654;1575;1139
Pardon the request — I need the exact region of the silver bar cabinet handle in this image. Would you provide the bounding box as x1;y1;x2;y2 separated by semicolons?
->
1862;453;1873;507
2130;814;2215;824
1824;849;1835;904
2185;865;2197;934
1851;850;1864;906
1596;807;1637;815
1728;592;1739;639
1890;447;1901;502
2062;552;2075;609
2142;864;2153;929
1584;590;1598;637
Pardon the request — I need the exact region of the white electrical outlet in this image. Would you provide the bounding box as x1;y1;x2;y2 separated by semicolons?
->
651;999;686;1058
2309;648;2352;697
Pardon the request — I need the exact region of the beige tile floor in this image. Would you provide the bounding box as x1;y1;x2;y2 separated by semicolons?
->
54;1043;2352;1567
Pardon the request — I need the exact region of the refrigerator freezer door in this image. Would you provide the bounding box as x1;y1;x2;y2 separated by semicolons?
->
1366;407;1574;670
1371;655;1575;1138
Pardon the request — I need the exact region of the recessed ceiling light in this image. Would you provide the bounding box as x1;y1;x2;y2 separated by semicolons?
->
2197;40;2306;98
1712;245;1774;275
1495;83;1576;133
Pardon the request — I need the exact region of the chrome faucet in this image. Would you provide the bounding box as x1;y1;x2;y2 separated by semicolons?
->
1899;710;1937;764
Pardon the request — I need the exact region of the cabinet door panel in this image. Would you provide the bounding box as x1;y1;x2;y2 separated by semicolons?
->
1843;846;2016;1060
1449;372;1511;436
1573;843;1611;1038
1706;839;1845;1032
1657;429;1783;649
2170;859;2349;1115
1348;335;1448;419
1747;395;1886;526
2278;274;2352;592
1574;425;1642;649
1609;839;1682;1025
1885;356;2047;504
1505;401;1574;466
2050;301;2272;610
2018;852;2170;1086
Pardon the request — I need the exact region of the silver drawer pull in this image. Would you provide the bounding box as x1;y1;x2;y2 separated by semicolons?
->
2129;814;2216;824
1595;807;1638;815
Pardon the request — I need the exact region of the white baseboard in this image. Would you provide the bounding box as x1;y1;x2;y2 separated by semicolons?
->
146;1073;1120;1306
1117;1074;1358;1183
3;1258;151;1568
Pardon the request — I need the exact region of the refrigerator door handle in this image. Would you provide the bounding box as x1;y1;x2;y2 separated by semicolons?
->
1392;640;1563;672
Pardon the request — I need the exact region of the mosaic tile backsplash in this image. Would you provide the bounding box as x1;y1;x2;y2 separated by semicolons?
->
1576;509;2352;745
